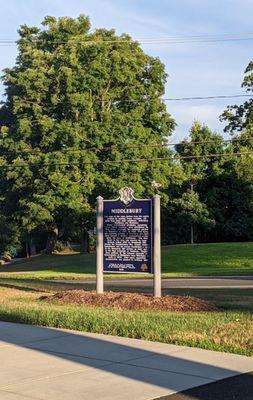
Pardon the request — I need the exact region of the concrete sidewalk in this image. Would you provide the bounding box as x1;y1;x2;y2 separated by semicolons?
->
0;321;252;400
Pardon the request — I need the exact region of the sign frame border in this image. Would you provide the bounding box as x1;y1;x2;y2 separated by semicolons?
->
102;196;153;274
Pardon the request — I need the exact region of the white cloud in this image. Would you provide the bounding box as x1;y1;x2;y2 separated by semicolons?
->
168;103;229;141
171;104;225;125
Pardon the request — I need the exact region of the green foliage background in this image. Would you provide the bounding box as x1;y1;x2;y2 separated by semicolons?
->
0;15;252;253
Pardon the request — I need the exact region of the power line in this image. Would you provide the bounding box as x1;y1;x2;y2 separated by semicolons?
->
1;33;252;42
5;93;252;111
0;137;252;157
0;151;252;170
175;152;252;160
1;33;253;46
162;94;252;101
168;136;253;148
90;94;252;102
1;93;250;130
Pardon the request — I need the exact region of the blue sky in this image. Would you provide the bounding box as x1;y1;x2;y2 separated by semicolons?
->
0;0;252;141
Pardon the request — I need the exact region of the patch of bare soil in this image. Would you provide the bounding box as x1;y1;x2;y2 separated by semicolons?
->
44;290;217;312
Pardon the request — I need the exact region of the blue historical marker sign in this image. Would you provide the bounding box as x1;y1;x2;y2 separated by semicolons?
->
102;188;153;273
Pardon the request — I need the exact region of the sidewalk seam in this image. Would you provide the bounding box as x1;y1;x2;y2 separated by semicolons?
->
21;347;217;382
0;361;115;391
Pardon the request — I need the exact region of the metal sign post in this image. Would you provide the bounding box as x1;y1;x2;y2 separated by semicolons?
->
96;196;104;294
153;194;161;297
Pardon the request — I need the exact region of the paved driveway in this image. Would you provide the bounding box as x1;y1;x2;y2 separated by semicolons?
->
54;276;253;289
0;321;252;399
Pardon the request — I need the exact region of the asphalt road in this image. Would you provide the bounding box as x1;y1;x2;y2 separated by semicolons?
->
56;276;253;289
157;371;253;400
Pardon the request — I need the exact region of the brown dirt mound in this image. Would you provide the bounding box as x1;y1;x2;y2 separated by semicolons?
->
44;290;217;312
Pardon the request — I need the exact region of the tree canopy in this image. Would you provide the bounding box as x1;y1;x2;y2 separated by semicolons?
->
0;16;253;253
221;61;253;133
163;121;253;243
0;15;181;244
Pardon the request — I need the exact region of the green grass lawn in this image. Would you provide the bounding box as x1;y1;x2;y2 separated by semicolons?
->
0;285;252;356
0;277;252;312
0;242;252;356
0;242;253;280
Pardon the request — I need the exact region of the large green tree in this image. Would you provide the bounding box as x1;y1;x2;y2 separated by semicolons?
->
175;121;227;180
173;122;253;242
0;215;20;257
219;61;253;241
170;189;215;244
169;122;223;243
0;15;182;248
221;61;253;133
201;166;253;241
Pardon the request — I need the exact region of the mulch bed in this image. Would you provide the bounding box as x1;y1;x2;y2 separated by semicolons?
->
44;290;217;312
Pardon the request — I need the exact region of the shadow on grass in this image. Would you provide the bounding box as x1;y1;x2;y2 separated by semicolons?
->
1;242;253;277
0;253;96;274
0;278;253;312
0;282;46;293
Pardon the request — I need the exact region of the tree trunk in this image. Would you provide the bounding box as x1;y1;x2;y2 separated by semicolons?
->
30;243;37;256
25;239;31;258
45;224;58;253
190;183;194;245
80;229;89;253
190;223;194;245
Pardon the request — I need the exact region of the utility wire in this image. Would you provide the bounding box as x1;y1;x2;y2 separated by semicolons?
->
0;152;252;170
2;33;253;42
169;137;253;147
1;33;253;46
1;93;250;130
162;95;252;101
0;137;252;157
5;93;252;112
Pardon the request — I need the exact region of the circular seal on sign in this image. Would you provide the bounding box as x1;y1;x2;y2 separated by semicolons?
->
140;263;148;272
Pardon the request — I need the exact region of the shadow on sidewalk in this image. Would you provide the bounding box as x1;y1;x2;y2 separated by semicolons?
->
0;321;251;399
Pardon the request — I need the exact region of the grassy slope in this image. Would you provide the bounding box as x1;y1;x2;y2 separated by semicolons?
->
0;242;253;280
0;242;252;356
0;278;252;312
0;286;252;356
